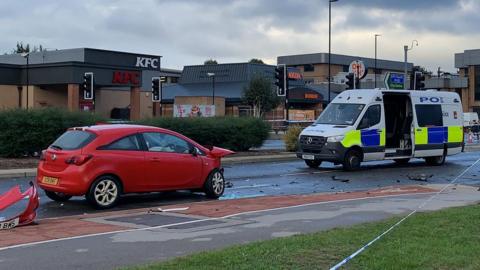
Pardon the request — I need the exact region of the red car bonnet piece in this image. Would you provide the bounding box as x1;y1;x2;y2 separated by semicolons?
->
0;182;39;230
209;147;235;158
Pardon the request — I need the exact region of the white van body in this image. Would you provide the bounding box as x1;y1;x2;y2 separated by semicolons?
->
297;89;464;170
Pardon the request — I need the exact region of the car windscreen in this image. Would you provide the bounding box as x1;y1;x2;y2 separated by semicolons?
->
50;130;96;150
315;103;365;126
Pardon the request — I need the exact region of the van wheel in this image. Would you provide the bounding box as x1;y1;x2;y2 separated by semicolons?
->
204;169;225;199
45;191;72;202
425;152;446;166
343;149;362;171
393;158;410;165
305;160;322;168
86;176;121;209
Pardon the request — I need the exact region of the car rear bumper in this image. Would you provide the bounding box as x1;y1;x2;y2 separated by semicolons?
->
36;162;90;196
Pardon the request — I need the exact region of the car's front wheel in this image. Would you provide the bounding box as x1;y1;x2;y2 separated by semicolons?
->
86;176;121;209
204;169;225;199
343;149;362;171
45;191;72;202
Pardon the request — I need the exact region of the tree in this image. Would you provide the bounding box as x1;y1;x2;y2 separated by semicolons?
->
242;76;281;118
204;59;218;65
249;58;264;64
11;42;45;54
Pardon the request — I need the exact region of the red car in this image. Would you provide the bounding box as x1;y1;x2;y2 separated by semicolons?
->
36;124;233;209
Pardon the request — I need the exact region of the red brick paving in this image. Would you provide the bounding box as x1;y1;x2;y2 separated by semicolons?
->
0;185;436;248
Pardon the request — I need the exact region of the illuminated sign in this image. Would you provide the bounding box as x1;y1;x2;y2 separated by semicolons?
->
112;71;140;85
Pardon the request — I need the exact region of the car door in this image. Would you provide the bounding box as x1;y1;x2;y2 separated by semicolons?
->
142;132;203;190
357;104;385;161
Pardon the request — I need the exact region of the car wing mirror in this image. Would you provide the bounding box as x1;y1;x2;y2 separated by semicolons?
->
189;146;197;156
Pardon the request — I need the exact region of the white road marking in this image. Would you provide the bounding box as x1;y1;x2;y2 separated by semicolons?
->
282;170;337;176
0;191;437;252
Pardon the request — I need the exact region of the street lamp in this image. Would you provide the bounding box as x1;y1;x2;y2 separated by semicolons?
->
374;34;381;88
21;52;30;108
328;0;338;103
404;40;418;89
207;72;215;106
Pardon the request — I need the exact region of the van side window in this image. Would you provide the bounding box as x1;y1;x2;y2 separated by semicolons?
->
358;105;381;129
415;105;443;127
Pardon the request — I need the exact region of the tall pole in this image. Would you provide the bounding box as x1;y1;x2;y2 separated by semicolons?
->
374;34;380;88
404;45;408;90
328;0;332;102
212;75;215;106
26;55;29;108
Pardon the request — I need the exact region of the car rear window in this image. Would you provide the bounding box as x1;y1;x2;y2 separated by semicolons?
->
50;130;96;150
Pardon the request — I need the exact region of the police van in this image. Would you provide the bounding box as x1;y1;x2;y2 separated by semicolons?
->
297;89;463;171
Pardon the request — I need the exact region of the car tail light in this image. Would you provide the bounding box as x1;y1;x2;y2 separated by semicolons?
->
65;154;93;166
39;150;47;161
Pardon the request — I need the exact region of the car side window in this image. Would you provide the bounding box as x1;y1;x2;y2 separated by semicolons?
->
358;105;381;130
143;132;191;154
102;135;141;151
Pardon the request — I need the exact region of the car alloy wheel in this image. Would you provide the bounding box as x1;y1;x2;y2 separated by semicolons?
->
212;171;225;196
94;179;118;207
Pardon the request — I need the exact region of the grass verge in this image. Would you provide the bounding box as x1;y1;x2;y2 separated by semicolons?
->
124;204;480;270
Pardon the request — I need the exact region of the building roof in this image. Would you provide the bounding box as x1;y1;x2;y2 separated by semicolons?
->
179;62;275;84
277;53;413;72
455;49;480;68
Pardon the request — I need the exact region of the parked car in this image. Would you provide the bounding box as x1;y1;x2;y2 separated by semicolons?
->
36;124;234;209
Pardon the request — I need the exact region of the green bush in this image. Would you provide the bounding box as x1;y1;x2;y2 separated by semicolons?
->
284;125;303;152
137;117;269;152
0;108;104;157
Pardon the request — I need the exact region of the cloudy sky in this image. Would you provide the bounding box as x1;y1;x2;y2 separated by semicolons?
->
0;0;478;72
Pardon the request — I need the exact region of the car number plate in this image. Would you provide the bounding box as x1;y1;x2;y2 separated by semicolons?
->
302;154;315;160
0;218;19;230
42;176;59;185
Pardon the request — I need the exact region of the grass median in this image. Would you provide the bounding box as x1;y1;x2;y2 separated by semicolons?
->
125;204;480;270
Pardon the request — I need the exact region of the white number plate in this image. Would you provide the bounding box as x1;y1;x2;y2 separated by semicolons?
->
0;218;19;230
302;154;315;160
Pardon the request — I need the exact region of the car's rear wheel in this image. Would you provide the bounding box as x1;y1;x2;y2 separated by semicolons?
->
204;169;225;199
45;191;72;202
305;160;322;168
86;176;121;209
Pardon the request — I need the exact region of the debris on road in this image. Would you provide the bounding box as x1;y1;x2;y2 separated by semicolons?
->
289;181;299;184
225;181;234;188
0;181;39;230
331;176;350;183
407;174;433;182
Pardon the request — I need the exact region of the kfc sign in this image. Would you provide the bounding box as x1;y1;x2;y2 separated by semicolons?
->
112;71;140;85
135;57;159;69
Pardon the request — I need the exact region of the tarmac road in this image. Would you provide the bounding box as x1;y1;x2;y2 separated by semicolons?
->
0;151;479;219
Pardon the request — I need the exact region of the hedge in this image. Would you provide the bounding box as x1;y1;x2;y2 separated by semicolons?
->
0;108;104;157
0;109;270;157
137;117;270;151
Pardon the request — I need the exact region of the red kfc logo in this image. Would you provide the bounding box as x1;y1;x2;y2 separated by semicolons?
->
112;71;140;85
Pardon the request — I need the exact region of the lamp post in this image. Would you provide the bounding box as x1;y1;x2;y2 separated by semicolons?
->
404;40;418;89
207;72;215;106
374;34;381;88
328;0;338;103
21;52;30;108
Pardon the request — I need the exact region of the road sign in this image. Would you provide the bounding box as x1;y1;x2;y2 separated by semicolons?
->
348;60;367;79
384;72;405;89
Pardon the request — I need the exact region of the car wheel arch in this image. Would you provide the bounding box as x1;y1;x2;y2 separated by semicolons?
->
347;145;364;161
91;173;124;194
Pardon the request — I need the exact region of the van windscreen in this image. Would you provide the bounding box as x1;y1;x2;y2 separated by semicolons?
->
316;103;365;125
50;130;96;150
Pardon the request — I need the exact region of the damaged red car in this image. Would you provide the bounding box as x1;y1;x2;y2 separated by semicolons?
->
0;182;39;230
37;125;234;209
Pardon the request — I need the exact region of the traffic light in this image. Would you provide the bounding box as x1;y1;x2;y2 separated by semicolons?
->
345;73;354;90
414;71;425;90
275;65;286;96
152;77;160;102
83;72;94;100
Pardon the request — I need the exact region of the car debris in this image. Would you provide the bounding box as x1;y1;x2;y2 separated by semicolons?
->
407;174;433;181
331;176;350;183
0;182;39;230
225;181;234;188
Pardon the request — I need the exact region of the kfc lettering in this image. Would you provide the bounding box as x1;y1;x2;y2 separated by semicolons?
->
135;57;159;69
112;71;140;85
